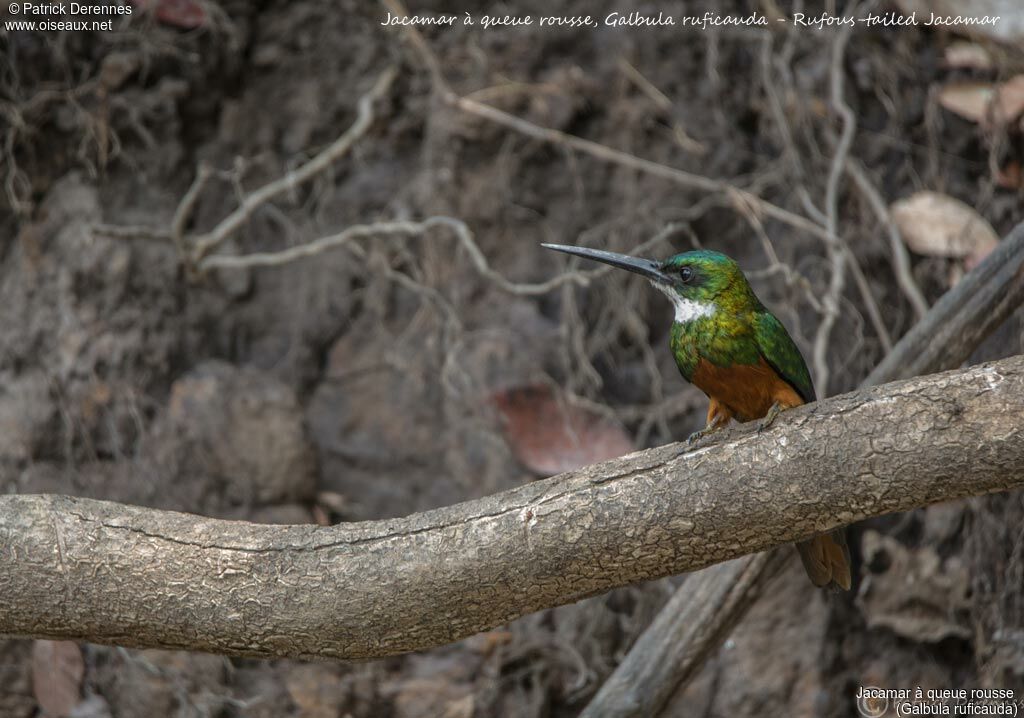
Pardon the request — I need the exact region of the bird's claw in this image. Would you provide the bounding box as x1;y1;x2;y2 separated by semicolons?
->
678;424;720;456
757;402;784;434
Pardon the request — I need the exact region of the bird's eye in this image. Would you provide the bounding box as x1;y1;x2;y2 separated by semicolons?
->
679;266;693;283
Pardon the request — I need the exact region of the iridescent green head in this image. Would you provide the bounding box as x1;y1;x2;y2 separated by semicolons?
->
657;250;753;306
542;244;758;322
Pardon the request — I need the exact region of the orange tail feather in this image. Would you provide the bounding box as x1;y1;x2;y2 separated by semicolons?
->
796;529;852;591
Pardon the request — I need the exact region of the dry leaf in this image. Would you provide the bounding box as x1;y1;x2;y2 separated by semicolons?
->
443;695;475;718
939;82;996;123
890;191;999;266
938;75;1024;128
491;385;634;476
468;630;513;655
31;640;84;718
392;679;474;718
942;41;993;70
996;75;1024;124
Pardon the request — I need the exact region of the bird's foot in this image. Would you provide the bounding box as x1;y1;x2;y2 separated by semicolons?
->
757;402;784;434
678;423;725;456
687;427;710;445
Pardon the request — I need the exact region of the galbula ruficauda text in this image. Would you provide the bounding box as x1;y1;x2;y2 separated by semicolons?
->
543;243;852;591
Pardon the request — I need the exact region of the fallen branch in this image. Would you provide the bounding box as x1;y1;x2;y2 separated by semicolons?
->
2;355;1023;659
579;551;790;718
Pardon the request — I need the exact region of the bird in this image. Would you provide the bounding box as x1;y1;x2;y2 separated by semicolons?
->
542;242;852;591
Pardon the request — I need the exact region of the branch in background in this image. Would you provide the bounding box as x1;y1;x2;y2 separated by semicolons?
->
813;19;858;397
380;0;834;245
199;216;682;297
756;28;891;356
579;551;790;718
170;162;213;257
189;67;398;263
92;67;398;267
92;62;679;297
846;160;930;320
447;77;839;245
582;219;1024;718
2;356;1024;659
197;216;591;295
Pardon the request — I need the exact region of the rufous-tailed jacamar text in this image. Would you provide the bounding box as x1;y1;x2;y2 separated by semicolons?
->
543;243;852;591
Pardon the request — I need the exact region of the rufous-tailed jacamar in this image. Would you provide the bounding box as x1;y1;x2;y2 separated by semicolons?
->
543;243;852;591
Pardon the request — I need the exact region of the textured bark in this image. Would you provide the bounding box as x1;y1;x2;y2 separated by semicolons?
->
1;357;1023;660
583;221;1024;718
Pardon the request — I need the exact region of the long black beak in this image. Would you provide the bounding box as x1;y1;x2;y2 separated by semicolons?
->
541;244;669;284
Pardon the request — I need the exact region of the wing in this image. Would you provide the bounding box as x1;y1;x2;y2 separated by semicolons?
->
755;311;816;403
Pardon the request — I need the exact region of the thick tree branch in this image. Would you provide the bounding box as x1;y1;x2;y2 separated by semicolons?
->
2;356;1024;659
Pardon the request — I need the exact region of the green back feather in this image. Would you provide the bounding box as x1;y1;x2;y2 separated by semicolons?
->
754;312;816;402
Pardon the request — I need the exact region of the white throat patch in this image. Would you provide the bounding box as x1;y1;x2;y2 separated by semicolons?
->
653;283;716;324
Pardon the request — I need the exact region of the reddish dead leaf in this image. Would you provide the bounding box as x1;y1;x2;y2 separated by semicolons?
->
315;490;348;514
130;0;206;29
391;678;474;718
964;242;997;271
995;160;1022;190
491;385;634;476
31;640;84;718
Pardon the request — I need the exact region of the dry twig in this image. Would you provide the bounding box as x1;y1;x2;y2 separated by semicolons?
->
189;67;398;263
199;216;593;295
813;20;858;396
90;66;398;269
846;159;930;319
380;0;834;246
757;31;891;358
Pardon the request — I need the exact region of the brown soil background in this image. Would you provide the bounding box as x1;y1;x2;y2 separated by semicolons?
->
2;1;1023;716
